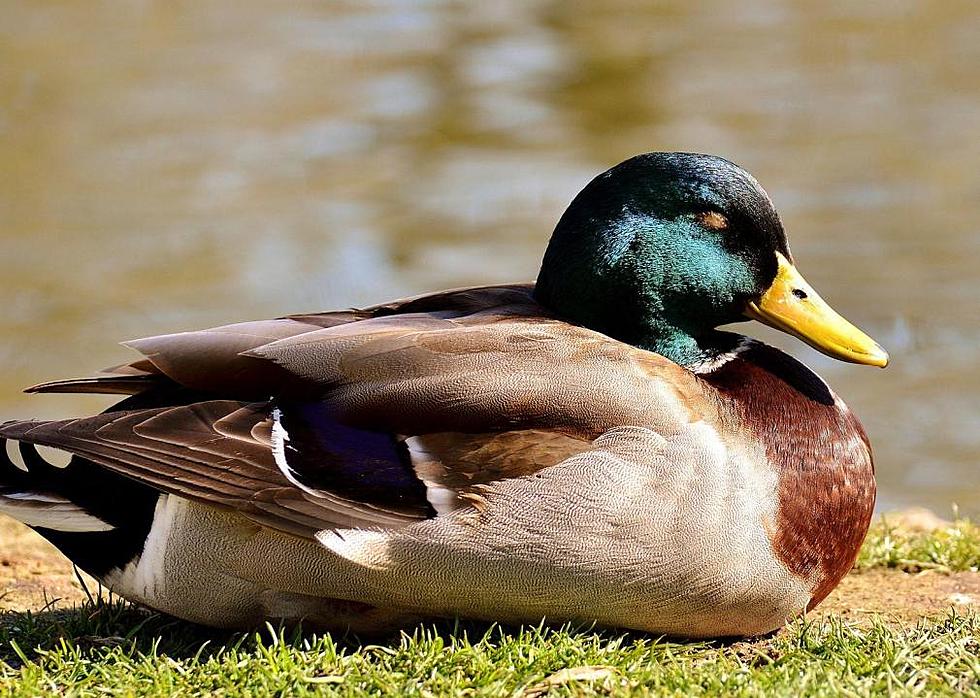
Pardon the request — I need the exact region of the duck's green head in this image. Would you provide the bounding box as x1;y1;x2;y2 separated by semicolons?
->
535;152;888;371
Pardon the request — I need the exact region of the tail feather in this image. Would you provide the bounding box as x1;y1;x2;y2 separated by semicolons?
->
0;426;159;577
0;388;203;578
0;436;115;533
24;375;162;395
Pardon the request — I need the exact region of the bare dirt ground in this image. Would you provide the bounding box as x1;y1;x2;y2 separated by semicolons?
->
0;518;94;612
1;517;977;626
819;569;978;624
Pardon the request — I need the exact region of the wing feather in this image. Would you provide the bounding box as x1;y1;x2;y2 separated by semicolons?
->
7;284;704;539
0;399;424;536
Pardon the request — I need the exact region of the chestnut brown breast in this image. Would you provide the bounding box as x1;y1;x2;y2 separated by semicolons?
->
702;342;876;610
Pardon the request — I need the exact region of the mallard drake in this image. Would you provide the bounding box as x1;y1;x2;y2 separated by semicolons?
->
0;153;887;638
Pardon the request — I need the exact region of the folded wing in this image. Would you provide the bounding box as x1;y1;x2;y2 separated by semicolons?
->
3;285;698;540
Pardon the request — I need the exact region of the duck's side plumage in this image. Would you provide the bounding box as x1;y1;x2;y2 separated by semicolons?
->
0;283;872;637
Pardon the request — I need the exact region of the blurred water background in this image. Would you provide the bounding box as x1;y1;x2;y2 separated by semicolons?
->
1;1;977;515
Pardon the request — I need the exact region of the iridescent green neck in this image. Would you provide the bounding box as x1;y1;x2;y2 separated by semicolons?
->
533;283;736;370
534;217;751;370
633;321;734;370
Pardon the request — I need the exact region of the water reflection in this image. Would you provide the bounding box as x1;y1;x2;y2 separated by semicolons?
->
1;0;978;514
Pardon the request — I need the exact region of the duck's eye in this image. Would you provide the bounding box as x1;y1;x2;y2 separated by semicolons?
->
695;211;728;231
792;288;808;300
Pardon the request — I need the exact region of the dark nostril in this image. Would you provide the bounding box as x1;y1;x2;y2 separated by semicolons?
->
792;288;808;300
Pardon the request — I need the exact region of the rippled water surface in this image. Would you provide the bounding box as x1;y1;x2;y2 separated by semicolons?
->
1;1;978;514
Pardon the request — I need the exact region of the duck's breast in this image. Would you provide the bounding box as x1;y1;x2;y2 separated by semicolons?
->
702;340;876;611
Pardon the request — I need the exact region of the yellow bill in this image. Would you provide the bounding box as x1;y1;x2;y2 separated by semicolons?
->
744;252;889;368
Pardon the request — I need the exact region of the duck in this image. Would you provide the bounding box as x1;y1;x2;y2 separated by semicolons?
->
0;152;888;639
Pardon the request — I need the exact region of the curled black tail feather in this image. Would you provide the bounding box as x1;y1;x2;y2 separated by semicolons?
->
2;432;73;492
0;434;158;576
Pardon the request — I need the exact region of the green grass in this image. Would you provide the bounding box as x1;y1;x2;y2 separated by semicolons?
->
857;514;980;572
1;518;977;696
1;606;977;697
